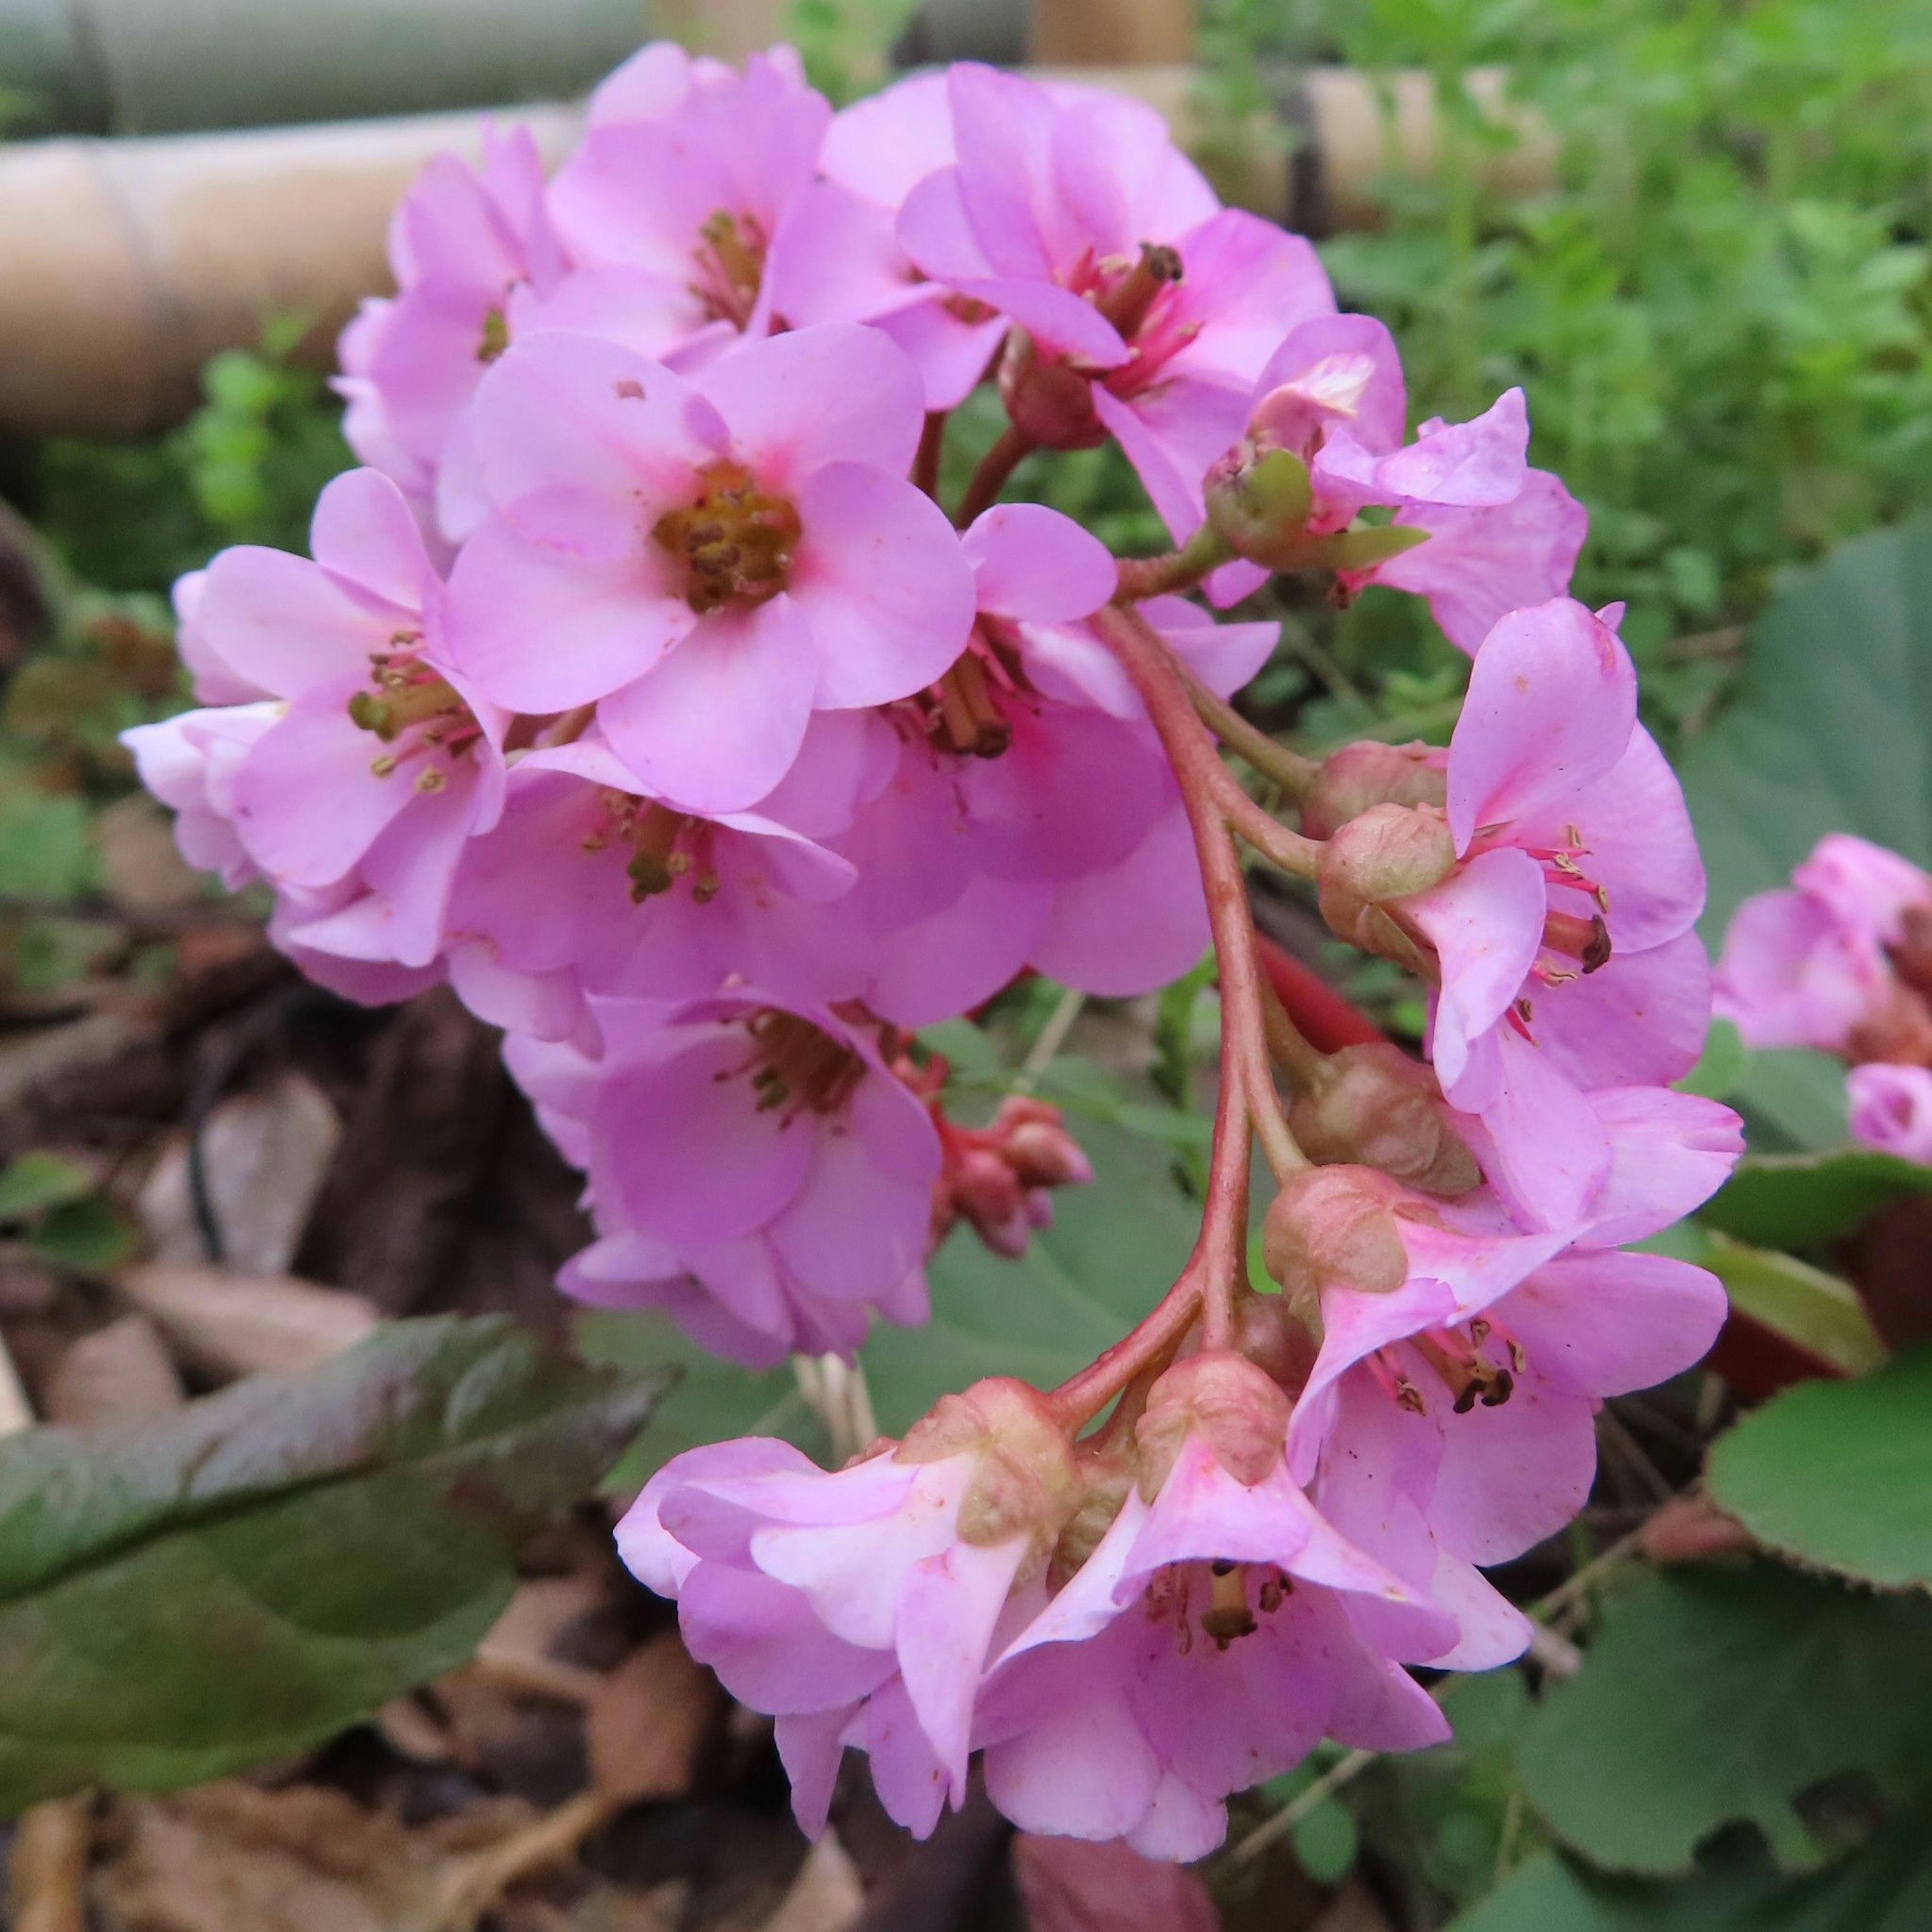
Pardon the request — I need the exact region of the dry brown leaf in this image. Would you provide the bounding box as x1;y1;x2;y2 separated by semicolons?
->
375;1694;458;1765
43;1313;185;1426
94;795;206;914
93;1785;441;1932
757;1833;863;1932
1011;1833;1220;1932
138;1072;342;1276
0;1012;148;1113
9;1797;90;1932
587;1632;719;1809
113;1262;377;1380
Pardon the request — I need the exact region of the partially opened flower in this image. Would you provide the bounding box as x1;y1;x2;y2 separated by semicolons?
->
508;989;941;1364
1847;1061;1932;1161
978;1354;1453;1861
446;323;975;814
898;64;1335;538
337;124;567;537
129;469;507;973
618;1380;1083;1836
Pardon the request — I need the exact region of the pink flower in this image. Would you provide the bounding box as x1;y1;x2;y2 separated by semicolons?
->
130;470;507;973
507;990;940;1365
898;64;1334;539
445;323;975;814
1714;834;1932;1053
546;49;830;369
336;125;566;538
1847;1061;1932;1162
929;1093;1095;1259
978;1355;1453;1861
1275;1086;1736;1595
617;1380;1083;1837
122;703;277;890
1377;599;1708;1223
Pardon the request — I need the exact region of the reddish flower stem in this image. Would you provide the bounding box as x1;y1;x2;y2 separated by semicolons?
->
954;423;1034;528
914;411;947;501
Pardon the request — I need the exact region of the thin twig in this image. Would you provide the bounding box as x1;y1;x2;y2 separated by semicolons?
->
1016;985;1086;1093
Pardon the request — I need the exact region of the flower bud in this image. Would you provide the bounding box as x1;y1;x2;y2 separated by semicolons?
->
1262;1165;1409;1306
1301;740;1448;841
999;332;1102;450
898;1378;1082;1553
1289;1043;1481;1197
1231;1292;1322;1398
1136;1352;1291;1498
1049;1448;1136;1589
1317;802;1456;948
1203;444;1316;571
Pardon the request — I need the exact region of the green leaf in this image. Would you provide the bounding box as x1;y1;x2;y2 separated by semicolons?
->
586;1120;1199;1482
1674;1018;1747;1101
1728;1048;1853;1155
27;1196;133;1271
0;1315;664;1811
1453;1810;1932;1932
0;1152;95;1221
1698;1232;1888;1377
1516;1564;1932;1876
576;1314;831;1489
1707;1346;1932;1590
1681;516;1932;939
1702;1147;1932;1250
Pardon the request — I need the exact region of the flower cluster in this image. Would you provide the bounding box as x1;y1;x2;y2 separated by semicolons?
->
128;43;1737;1861
1716;833;1932;1159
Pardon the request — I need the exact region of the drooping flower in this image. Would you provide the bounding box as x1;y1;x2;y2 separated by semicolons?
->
1319;598;1708;1224
507;990;940;1364
336;125;567;539
127;469;507;975
927;1091;1095;1259
1198;313;1586;639
445;323;976;814
977;1354;1455;1861
1847;1061;1932;1161
897;63;1335;540
617;1379;1083;1836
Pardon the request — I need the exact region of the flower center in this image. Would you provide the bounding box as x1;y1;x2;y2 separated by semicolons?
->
691;210;769;330
653;459;801;616
475;304;511;364
1148;1559;1294;1656
348;639;481;790
579;792;721;904
733;1010;866;1117
1367;1318;1525;1418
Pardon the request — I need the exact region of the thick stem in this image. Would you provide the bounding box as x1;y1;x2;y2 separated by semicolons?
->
954;423;1034;528
1180;669;1322;799
914;411;946;500
1046;1263;1204;1430
1115;522;1236;600
1201;760;1325;880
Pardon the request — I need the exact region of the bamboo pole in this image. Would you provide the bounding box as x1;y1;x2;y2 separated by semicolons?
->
0;68;1555;439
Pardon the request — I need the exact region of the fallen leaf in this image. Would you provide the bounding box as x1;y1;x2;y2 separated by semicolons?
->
0;1012;149;1114
9;1796;90;1932
138;1072;342;1276
1011;1834;1219;1932
587;1632;719;1809
760;1833;864;1932
1639;1494;1758;1565
113;1262;378;1379
43;1314;185;1426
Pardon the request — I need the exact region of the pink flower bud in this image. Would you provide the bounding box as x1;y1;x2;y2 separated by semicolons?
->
1317;802;1456;949
899;1378;1083;1554
1289;1043;1481;1197
998;333;1104;449
1301;740;1448;840
1136;1352;1292;1497
1262;1165;1410;1305
1003;1117;1095;1189
1202;444;1316;571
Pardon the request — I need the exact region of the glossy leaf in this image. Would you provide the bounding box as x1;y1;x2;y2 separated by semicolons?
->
0;1315;664;1811
1516;1565;1932;1875
1707;1346;1932;1590
1702;1148;1932;1251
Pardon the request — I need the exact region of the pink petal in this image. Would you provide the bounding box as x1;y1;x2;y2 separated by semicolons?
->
1251;313;1407;460
1375;388;1528;508
822;70;957;207
1848;1061;1932;1161
599;595;818;814
1448;599;1637;848
1582;1087;1743;1247
695;323;927;488
445;516;693;713
1502;1251;1729;1400
1534;929;1714;1092
790;462;977;707
194;546;388;698
964;504;1117;624
680;1562;898;1714
777;1704;859;1839
309;468;435;609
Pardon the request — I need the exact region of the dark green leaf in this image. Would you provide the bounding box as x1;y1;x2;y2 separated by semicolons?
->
0;1152;95;1222
1707;1347;1932;1590
0;1315;664;1812
1702;1148;1932;1250
1697;1232;1888;1377
1725;1048;1852;1155
1681;517;1932;939
1517;1565;1932;1875
27;1196;134;1271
